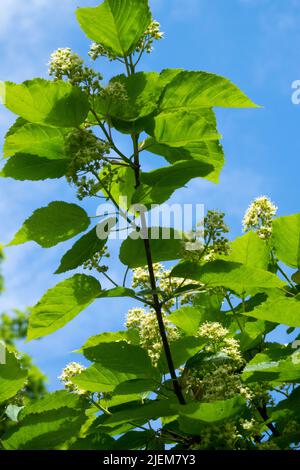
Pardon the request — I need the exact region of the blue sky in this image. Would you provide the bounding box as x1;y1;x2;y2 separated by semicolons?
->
0;0;299;390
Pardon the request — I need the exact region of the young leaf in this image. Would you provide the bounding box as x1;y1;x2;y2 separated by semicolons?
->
5;79;89;127
9;201;90;248
55;218;117;274
76;0;151;57
0;154;68;181
160;71;258;111
27;274;101;340
272;213;300;268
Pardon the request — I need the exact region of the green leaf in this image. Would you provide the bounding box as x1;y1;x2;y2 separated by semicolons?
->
98;72;176;121
178;396;247;435
243;294;300;327
3;122;68;159
242;348;300;384
55;218;117;274
236;320;270;352
69;433;115;450
76;0;151;57
74;342;158;393
227;231;270;270
103;400;177;427
71;363;142;393
78;330;138;353
9;201;90;248
82;341;154;377
27;274;101;340
272;213;300;268
5;79;89;127
115;430;156;450
292;270;300;284
19;390;84;419
110;69;184;133
132;160;215;206
160;71;258;111
143;138;224;184
0;349;27;405
0;154;68;181
271;387;300;423
168;306;205;335
98;287;136;299
2;391;88;450
158;337;206;373
119;227;185;268
145;111;220;147
101;166;136;210
171;260;285;294
113;379;158;396
5;117;27;138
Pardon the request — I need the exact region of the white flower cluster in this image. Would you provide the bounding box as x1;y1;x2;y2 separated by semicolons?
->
48;47;103;94
136;20;164;53
88;43;117;61
59;362;87;395
132;263;191;309
243;196;277;239
197;322;245;367
126;307;180;366
241;419;256;432
197;321;229;342
185;363;252;403
48;47;83;79
184;322;251;403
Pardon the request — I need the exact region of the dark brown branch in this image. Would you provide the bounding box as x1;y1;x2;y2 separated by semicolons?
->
131;132;185;405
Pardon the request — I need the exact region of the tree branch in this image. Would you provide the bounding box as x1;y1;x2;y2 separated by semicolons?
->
131;132;185;405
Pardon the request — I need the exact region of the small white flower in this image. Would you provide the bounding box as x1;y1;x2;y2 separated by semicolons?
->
243;196;277;239
48;48;83;80
59;362;86;395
